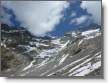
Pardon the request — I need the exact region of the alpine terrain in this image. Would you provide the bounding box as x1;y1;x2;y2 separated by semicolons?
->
1;23;103;77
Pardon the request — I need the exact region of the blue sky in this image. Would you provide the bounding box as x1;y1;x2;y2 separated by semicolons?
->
48;1;93;36
1;1;101;37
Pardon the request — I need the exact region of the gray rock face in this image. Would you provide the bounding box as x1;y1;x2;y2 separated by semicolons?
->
1;24;103;77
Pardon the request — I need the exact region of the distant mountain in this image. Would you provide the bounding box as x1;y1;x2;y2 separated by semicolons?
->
1;23;102;77
77;23;101;32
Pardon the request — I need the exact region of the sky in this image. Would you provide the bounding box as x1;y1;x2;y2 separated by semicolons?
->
1;1;101;37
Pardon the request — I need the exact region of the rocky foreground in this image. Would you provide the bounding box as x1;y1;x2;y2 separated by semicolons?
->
1;24;103;78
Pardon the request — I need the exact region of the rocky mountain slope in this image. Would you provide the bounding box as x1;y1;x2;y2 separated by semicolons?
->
1;24;103;77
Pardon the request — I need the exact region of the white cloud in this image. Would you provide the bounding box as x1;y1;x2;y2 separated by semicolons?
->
70;12;76;17
1;1;69;36
76;15;90;25
81;1;101;25
70;15;91;25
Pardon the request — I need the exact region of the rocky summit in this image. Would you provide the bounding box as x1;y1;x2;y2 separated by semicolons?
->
1;24;103;77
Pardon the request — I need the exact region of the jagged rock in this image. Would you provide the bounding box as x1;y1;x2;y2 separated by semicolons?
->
1;23;102;77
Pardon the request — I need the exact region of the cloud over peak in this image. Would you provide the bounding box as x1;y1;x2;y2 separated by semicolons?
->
81;1;101;24
1;1;69;36
1;1;101;36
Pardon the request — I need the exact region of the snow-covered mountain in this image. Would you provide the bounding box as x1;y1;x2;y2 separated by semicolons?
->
1;24;102;77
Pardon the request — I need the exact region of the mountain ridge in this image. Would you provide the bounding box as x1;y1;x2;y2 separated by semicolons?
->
1;23;102;77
